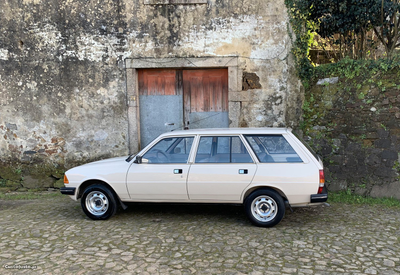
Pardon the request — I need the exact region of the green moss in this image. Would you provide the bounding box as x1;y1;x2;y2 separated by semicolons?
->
54;178;65;188
0;162;66;190
0;165;23;182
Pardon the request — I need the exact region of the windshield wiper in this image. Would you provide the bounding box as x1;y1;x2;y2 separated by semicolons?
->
126;153;137;162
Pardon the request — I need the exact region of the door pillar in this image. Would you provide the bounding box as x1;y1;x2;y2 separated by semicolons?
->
126;68;140;154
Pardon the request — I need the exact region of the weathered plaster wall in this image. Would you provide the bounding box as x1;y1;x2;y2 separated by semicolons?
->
0;0;301;189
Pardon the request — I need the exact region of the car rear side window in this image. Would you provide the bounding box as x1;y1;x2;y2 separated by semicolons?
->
195;136;253;163
244;135;303;163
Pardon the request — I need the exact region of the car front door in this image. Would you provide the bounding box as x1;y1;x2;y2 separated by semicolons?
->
126;136;194;201
187;136;257;202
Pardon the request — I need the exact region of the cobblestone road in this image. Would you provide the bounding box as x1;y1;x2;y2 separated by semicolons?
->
0;193;399;274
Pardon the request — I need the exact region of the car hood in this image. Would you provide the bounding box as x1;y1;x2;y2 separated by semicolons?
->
80;156;129;167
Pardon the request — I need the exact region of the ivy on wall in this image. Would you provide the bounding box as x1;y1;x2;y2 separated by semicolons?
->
284;0;315;88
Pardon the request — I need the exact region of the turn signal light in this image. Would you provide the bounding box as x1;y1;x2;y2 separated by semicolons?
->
64;175;69;184
318;170;325;194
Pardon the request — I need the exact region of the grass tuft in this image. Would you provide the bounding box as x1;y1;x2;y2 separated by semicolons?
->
0;191;63;200
328;190;400;208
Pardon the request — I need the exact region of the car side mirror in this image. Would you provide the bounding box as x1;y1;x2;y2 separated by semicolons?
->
134;156;142;164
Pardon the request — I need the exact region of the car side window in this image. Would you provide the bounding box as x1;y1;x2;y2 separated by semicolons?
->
195;136;253;163
143;137;194;164
244;135;303;163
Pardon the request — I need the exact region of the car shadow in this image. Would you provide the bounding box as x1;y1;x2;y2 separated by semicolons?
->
118;202;248;225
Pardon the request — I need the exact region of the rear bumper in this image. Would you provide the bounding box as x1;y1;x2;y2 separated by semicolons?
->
60;187;76;196
310;186;328;203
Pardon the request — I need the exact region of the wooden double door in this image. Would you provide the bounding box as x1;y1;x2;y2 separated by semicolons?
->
138;68;229;147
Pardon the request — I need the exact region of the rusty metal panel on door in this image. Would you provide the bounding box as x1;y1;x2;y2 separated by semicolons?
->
138;69;183;148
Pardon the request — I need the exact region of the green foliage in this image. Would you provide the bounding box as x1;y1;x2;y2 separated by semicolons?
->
312;55;400;81
329;189;400;207
0;179;6;187
285;0;315;86
286;0;400;61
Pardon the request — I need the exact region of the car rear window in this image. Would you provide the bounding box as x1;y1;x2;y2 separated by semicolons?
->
291;132;320;161
244;135;303;163
195;136;253;163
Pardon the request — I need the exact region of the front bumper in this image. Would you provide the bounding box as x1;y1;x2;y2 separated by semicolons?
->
310;186;328;203
60;187;76;196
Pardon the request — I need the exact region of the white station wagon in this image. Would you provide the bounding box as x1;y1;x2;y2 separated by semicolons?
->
61;128;327;227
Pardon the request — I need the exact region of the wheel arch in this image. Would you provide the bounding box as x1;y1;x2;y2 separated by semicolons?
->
242;186;288;203
77;180;121;203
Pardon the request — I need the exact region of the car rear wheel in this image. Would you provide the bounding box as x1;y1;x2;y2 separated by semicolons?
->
245;189;285;227
81;184;117;220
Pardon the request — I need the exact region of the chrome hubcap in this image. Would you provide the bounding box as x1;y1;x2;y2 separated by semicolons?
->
251;195;277;222
85;191;109;216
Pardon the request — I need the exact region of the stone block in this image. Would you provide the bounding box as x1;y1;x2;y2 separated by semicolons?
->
354;187;368;196
22;175;57;189
370;181;400;200
5;180;21;189
377;128;389;139
373;166;395;178
366;154;381;166
374;139;391;148
366;132;378;139
327;180;347;192
381;150;398;160
317;77;339;85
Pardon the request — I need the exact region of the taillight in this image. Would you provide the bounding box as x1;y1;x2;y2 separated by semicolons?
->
318;170;325;194
64;175;69;184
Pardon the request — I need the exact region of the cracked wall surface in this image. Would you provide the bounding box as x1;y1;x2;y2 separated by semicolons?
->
0;0;301;188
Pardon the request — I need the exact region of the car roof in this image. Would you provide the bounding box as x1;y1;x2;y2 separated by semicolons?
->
159;127;291;137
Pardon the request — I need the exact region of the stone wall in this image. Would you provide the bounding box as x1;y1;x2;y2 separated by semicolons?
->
302;72;400;199
0;0;301;189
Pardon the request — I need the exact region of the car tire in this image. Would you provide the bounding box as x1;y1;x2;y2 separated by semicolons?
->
244;189;285;227
81;184;117;220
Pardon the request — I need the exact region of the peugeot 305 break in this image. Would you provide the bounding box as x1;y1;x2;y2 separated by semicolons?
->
61;128;328;227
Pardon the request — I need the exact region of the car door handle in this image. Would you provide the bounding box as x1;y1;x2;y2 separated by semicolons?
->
239;169;248;174
174;169;183;174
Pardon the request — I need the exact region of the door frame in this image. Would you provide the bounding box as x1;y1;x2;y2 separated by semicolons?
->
125;57;241;153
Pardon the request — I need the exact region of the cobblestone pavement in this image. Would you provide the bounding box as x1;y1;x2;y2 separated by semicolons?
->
0;194;399;274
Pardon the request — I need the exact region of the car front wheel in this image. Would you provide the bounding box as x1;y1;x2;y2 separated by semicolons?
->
245;189;285;227
81;184;117;220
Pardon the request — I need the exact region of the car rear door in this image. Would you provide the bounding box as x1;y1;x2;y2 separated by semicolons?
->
187;135;257;202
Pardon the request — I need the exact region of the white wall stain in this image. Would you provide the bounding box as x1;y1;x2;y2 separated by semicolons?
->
178;15;288;58
0;49;9;60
